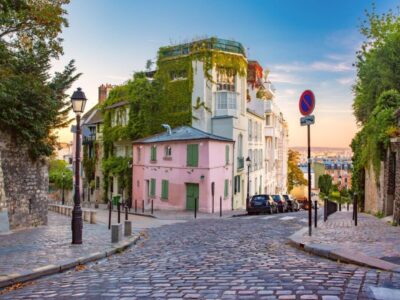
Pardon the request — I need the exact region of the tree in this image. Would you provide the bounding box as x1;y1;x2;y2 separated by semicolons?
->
49;159;72;190
351;6;400;196
318;174;332;196
287;149;307;192
0;0;80;159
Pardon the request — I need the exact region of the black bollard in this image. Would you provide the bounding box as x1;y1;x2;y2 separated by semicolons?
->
220;196;222;218
108;200;112;230
151;199;154;215
354;194;358;226
125;202;128;221
135;199;137;213
194;197;197;219
142;200;144;213
324;197;327;222
117;201;121;224
339;203;342;211
347;202;349;211
314;200;317;228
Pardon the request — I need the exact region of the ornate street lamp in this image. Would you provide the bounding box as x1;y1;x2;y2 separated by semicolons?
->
71;87;87;244
246;156;251;210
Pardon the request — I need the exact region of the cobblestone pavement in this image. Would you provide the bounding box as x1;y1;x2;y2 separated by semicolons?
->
1;211;400;299
301;211;400;263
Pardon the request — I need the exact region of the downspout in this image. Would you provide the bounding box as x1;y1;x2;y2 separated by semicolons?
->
232;141;235;210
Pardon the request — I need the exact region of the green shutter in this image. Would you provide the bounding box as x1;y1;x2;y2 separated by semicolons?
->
150;178;156;197
224;179;229;198
225;145;229;165
161;180;169;200
151;146;157;161
187;144;199;167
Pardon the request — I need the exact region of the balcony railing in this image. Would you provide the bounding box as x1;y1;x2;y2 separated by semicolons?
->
237;157;244;170
215;91;238;117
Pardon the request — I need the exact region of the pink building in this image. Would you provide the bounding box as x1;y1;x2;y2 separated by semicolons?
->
132;126;234;213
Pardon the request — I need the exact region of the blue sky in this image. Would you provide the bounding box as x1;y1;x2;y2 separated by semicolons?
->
55;0;399;147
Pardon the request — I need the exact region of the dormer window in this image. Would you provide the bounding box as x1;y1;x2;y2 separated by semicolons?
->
164;145;172;159
216;68;235;92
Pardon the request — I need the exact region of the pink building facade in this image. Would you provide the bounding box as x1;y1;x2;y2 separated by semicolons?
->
132;126;234;213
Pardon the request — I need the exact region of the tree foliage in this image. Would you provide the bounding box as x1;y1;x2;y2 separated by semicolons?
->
49;159;72;190
0;0;80;159
318;174;332;196
351;6;400;196
287;149;307;192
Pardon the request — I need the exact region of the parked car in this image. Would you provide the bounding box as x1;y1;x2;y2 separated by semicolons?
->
271;195;287;213
297;197;311;210
248;195;277;214
282;194;300;212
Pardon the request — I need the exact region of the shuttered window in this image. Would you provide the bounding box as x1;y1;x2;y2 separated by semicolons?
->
150;146;157;161
161;180;169;200
225;145;230;165
224;179;229;198
187;144;199;167
149;179;156;197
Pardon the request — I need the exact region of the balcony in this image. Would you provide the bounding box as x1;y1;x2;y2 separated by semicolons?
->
215;91;238;117
237;157;244;170
265;126;274;137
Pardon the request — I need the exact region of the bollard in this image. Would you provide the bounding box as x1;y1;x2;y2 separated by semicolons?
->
194;197;197;219
354;194;358;226
352;198;355;221
339;203;342;211
314;200;317;228
108;201;112;230
324;197;327;222
111;223;122;243
142;200;144;213
151;199;154;215
125;203;128;221
117;202;121;224
124;220;132;236
347;202;349;211
90;211;96;224
135;199;137;213
83;210;90;222
220;196;222;218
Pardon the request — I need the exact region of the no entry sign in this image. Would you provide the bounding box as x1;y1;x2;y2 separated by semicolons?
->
299;90;315;116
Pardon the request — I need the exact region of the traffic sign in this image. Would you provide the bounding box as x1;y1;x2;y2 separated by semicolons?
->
299;90;315;116
300;115;315;126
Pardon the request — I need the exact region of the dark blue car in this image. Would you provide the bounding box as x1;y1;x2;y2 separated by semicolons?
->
248;195;277;214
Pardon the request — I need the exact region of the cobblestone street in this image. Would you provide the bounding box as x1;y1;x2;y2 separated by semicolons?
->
1;211;400;299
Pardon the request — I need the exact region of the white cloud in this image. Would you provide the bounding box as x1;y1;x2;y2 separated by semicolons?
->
310;61;353;72
268;72;304;84
337;76;354;85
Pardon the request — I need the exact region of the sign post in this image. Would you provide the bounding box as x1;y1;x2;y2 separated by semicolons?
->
299;90;315;237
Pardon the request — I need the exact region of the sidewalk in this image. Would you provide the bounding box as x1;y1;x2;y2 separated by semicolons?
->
289;210;400;272
0;212;141;289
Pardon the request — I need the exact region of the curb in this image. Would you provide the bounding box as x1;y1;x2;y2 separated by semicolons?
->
0;235;141;289
288;226;400;273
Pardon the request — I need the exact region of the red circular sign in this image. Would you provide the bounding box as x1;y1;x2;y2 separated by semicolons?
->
299;90;315;116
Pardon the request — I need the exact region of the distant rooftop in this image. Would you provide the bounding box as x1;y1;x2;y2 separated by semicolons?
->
133;126;234;144
158;37;246;60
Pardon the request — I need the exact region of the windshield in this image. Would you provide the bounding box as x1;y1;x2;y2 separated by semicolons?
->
271;195;280;201
252;196;266;201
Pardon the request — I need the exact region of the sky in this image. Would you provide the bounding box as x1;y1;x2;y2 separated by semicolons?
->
54;0;399;148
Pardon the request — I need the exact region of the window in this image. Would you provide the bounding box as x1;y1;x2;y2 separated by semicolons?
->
248;120;252;141
149;179;156;197
225;145;230;165
137;147;141;162
238;134;243;158
150;146;157;162
216;68;235;92
266;114;271;126
170;70;187;81
96;176;100;190
216;92;236;110
234;175;241;194
161;180;169;200
164;146;172;158
187;144;199;167
224;179;229;198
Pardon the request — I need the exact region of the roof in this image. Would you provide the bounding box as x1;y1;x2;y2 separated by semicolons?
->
86;109;103;125
133;126;234;144
104;100;129;110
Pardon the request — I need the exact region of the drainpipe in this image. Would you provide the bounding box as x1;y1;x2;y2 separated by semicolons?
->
232;141;235;211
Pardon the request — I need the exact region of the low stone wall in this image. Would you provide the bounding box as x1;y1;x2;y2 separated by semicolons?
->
48;204;97;224
364;162;384;214
0;131;48;231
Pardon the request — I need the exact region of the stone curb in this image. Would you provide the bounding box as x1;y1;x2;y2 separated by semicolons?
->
0;235;141;289
288;226;400;273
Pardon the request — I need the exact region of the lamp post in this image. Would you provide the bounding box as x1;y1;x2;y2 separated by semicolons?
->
246;156;251;210
62;172;65;205
71;87;87;245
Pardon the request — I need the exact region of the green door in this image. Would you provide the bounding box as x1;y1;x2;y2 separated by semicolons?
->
186;183;199;211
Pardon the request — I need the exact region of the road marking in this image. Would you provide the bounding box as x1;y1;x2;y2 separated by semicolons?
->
369;286;400;300
300;218;308;223
279;216;296;221
262;216;274;220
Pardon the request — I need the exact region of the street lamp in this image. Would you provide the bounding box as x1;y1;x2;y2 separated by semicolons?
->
71;87;87;245
62;172;65;205
246;156;251;210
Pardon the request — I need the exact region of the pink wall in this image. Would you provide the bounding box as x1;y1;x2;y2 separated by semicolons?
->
132;140;234;213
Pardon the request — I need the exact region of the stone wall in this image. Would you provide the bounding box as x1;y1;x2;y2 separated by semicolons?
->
391;137;400;224
0;131;48;231
364;162;385;214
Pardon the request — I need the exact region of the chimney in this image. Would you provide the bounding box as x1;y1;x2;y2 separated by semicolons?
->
98;84;114;104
